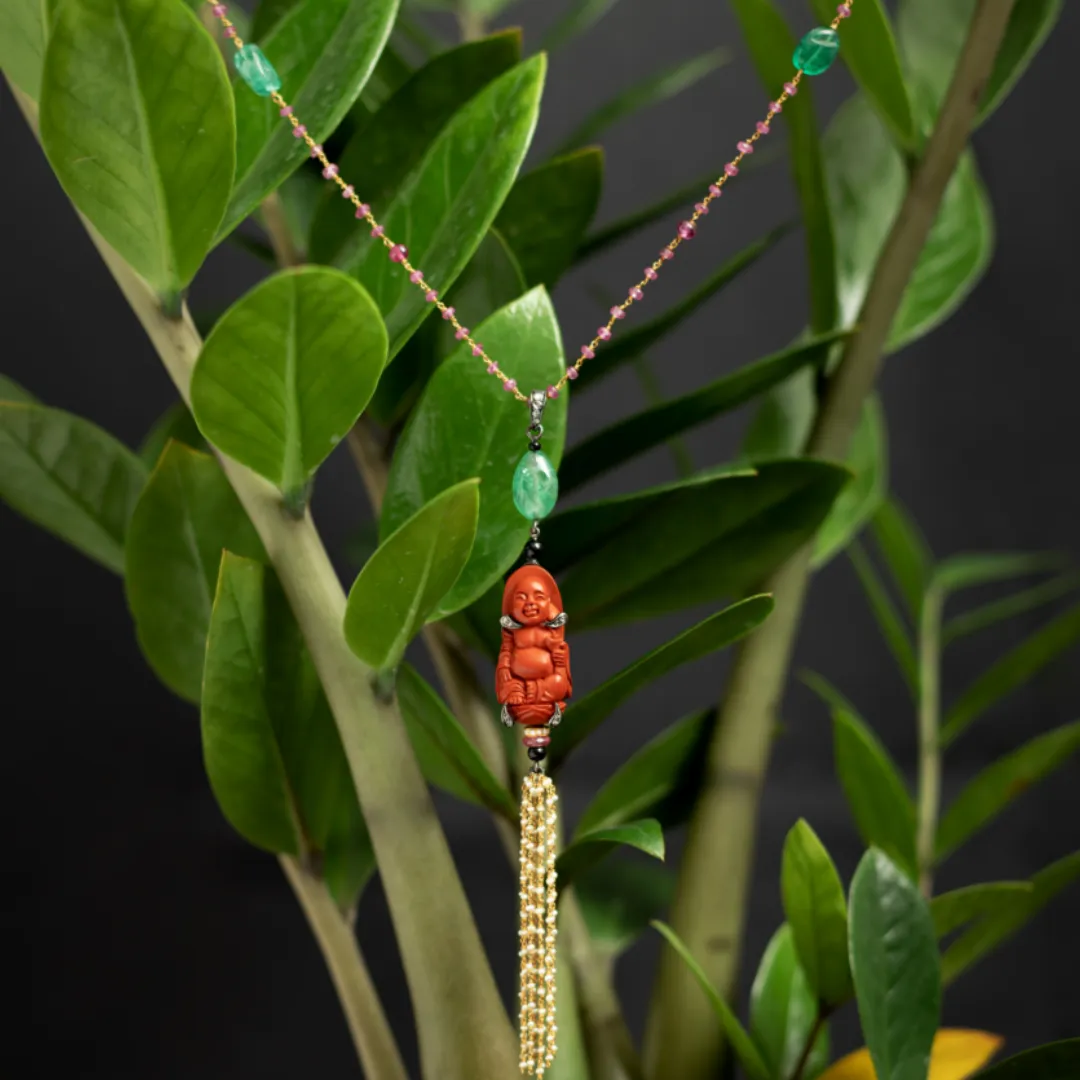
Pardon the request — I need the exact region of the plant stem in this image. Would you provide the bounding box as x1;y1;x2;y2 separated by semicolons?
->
788;1008;828;1080
260;191;302;268
281;856;409;1080
916;585;944;897
643;5;1019;1077
457;6;486;42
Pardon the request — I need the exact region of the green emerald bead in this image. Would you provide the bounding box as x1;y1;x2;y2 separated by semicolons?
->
234;44;281;97
512;451;559;521
793;27;840;75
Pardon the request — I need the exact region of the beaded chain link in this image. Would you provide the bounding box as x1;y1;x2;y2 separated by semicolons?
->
518;770;559;1076
205;0;855;405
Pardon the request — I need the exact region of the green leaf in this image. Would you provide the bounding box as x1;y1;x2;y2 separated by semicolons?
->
942;572;1080;645
396;664;518;820
652;921;773;1080
898;0;1064;129
308;31;522;267
847;540;918;693
929;881;1033;939
575;710;712;836
848;849;941;1080
558;48;730;153
0;403;147;575
548;460;847;627
542;0;622;49
941;603;1080;747
970;1038;1080;1080
557;820;664;890
812;396;888;568
809;0;915;147
333;56;546;356
344;480;479;672
936;723;1080;862
125;443;265;703
138;402;207;469
191;267;387;499
0;375;35;404
381;287;566;616
40;0;235;297
0;0;57;98
494;149;604;287
730;0;836;332
750;925;830;1080
781;819;853;1006
551;598;774;769
575;859;675;957
932;551;1068;594
561;332;843;494
221;0;398;237
871;497;932;621
741;366;816;461
943;852;1080;986
202;552;373;906
575;225;792;390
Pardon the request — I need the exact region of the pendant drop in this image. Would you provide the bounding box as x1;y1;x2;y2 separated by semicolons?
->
513;450;559;520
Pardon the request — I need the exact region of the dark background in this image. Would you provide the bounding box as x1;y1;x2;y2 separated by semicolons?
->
3;0;1079;1076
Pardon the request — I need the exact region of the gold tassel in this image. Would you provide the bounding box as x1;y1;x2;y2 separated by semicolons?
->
519;767;558;1076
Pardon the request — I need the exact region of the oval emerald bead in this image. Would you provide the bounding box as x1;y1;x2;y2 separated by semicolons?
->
793;27;840;75
512;451;559;521
234;44;282;97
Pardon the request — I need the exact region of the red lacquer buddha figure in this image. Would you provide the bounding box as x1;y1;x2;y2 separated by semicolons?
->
496;564;572;733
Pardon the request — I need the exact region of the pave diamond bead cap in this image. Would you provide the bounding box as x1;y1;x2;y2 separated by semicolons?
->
793;27;840;75
234;44;281;96
513;451;559;520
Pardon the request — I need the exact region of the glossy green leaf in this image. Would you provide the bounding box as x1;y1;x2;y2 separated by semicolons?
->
971;1038;1080;1080
559;48;729;153
781;819;853;1006
396;664;518;820
898;0;1063;128
203;553;374;906
191;267;387;499
138;402;207;469
941;603;1080;746
557;820;665;890
653;921;772;1080
40;0;235;297
809;0;915;147
0;403;147;575
334;56;545;356
125;443;265;703
848;849;941;1080
741;365;816;461
848;540;918;693
562;332;842;494
0;375;34;404
943;852;1079;986
576;859;675;957
0;0;59;98
575;225;791;390
937;723;1080;862
381;288;566;616
344;480;479;672
932;551;1068;594
813;396;888;568
942;572;1080;645
731;0;836;332
221;0;398;236
750;925;830;1080
551;598;773;769
575;710;712;836
831;704;917;878
929;881;1033;939
542;0;622;49
308;32;522;266
548;460;846;628
494;149;604;287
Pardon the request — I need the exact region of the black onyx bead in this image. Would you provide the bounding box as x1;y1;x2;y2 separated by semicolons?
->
527;746;547;761
529;439;542;452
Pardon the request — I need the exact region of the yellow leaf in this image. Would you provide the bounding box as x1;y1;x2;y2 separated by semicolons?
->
817;1030;1004;1080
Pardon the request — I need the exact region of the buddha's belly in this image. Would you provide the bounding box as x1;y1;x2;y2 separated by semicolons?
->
511;647;554;680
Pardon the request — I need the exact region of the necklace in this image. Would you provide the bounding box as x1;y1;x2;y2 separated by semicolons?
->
203;2;857;1072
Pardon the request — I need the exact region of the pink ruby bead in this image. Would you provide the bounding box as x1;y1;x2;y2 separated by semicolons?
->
610;305;625;320
425;290;438;302
293;125;307;139
355;203;369;218
322;164;338;179
503;379;517;393
597;326;612;341
225;25;236;36
388;243;406;262
709;183;722;197
694;202;708;216
630;286;644;301
678;220;696;240
279;105;293;117
645;266;658;281
472;344;484;357
660;248;675;261
837;3;852;16
371;224;384;238
738;140;754;154
724;163;739;177
455;327;469;340
341;185;354;199
769;101;782;115
442;306;455;320
784;81;798;96
487;362;498;374
757;121;770;135
212;4;226;14
546;386;559;400
567;366;579;380
409;270;423;284
581;345;595;359
310;144;322;158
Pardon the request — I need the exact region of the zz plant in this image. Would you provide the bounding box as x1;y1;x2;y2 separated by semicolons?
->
1;0;1077;1079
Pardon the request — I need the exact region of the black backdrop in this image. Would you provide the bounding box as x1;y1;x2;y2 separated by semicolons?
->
3;0;1079;1076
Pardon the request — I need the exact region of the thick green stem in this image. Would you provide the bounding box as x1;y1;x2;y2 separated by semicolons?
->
281;856;409;1080
916;586;944;897
643;4;1019;1077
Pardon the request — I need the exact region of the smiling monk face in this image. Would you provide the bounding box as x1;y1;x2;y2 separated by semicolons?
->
503;565;562;627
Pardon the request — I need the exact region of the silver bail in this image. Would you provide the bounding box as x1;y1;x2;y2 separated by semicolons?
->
528;388;547;434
